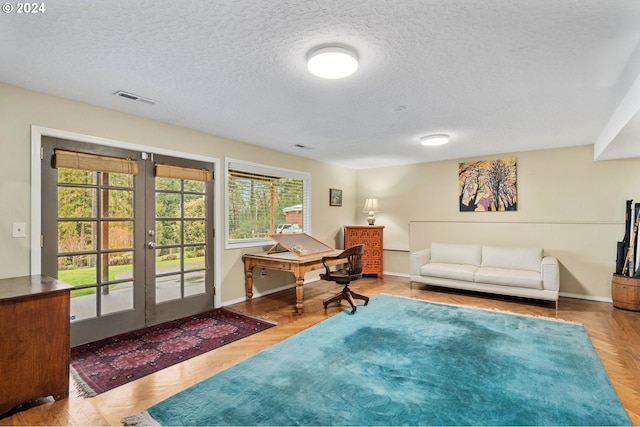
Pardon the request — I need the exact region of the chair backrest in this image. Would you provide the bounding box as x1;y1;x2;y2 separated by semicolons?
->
320;244;365;284
341;244;364;276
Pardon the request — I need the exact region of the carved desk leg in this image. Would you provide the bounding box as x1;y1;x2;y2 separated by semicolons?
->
245;261;254;300
295;272;305;315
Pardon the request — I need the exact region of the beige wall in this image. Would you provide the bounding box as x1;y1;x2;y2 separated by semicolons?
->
3;81;639;303
357;146;640;300
0;83;356;303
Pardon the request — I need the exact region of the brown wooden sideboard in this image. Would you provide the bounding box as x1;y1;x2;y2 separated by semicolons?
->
0;275;73;415
344;225;384;278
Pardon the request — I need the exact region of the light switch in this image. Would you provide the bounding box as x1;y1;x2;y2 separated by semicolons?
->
12;222;26;238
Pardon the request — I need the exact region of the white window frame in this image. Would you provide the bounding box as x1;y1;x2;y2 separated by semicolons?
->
224;158;311;249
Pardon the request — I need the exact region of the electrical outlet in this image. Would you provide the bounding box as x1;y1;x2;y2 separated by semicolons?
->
12;222;26;238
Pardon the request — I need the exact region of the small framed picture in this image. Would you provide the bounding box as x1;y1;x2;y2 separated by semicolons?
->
329;188;342;207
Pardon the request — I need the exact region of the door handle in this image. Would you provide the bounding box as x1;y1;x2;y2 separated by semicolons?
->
147;241;156;249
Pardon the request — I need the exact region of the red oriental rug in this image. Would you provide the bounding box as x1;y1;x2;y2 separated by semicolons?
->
70;308;276;397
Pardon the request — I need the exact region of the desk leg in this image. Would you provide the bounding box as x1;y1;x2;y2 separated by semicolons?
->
295;276;304;315
245;265;254;300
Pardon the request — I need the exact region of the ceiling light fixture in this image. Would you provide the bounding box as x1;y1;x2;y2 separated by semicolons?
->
307;46;358;79
420;134;450;146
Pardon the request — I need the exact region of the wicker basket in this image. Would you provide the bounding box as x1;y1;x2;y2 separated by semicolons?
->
611;274;640;311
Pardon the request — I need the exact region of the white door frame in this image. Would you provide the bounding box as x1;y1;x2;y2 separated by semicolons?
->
30;125;222;308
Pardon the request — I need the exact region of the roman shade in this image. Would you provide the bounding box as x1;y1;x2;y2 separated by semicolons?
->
155;163;212;182
54;149;138;175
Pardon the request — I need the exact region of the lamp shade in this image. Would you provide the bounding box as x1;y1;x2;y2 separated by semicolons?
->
363;198;380;212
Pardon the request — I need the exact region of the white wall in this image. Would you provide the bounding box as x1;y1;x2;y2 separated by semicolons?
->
357;145;640;300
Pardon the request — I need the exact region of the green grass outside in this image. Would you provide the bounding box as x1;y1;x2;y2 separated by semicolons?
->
61;256;205;297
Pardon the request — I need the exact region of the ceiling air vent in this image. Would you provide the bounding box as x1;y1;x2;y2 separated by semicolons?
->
114;90;158;105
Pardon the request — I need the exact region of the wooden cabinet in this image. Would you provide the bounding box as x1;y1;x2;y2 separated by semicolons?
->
344;226;384;278
0;275;72;415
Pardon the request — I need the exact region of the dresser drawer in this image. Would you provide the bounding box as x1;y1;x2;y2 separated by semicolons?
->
344;225;384;278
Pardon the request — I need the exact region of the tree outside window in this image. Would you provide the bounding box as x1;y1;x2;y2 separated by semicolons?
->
225;159;310;248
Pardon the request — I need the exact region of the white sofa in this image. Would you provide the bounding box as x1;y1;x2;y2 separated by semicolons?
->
410;243;559;304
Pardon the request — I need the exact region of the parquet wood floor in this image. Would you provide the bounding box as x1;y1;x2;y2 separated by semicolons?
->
1;276;639;426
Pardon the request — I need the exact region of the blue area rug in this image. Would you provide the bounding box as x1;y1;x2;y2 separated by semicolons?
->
123;294;631;426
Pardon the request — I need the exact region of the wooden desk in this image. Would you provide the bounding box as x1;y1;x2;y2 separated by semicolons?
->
243;250;341;314
0;275;73;415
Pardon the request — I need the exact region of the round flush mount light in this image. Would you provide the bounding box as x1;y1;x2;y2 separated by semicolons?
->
307;46;358;79
420;134;450;146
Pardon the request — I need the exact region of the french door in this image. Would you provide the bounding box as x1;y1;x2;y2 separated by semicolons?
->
41;137;215;346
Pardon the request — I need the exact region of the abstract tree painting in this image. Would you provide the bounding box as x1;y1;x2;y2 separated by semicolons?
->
458;158;517;212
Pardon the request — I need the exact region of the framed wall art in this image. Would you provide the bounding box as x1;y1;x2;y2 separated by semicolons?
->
329;188;342;207
458;157;517;212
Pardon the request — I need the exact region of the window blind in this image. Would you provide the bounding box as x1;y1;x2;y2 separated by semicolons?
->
155;163;212;182
226;160;307;243
54;149;138;175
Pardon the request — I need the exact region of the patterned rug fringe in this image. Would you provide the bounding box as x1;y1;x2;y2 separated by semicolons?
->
121;410;160;426
70;365;98;398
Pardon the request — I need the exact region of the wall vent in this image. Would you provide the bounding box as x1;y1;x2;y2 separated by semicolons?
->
114;90;158;105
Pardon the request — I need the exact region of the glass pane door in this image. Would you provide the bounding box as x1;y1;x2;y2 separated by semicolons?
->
59;169;136;320
145;154;214;325
41;138;146;345
41;138;215;345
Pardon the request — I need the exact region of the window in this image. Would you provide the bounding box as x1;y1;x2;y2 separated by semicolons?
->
225;158;310;248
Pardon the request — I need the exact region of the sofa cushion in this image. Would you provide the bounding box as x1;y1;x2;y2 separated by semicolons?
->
475;267;543;289
481;246;543;272
420;263;477;282
430;243;482;266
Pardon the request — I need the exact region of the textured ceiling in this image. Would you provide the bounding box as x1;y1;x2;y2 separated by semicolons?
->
2;0;640;169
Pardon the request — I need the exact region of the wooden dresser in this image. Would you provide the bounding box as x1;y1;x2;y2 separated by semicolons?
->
344;225;384;278
0;275;72;415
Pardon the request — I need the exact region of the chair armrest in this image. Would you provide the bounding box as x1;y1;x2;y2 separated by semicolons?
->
321;254;345;277
321;254;343;262
410;249;431;275
541;256;559;291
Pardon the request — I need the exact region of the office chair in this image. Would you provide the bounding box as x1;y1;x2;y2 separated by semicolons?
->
320;244;369;314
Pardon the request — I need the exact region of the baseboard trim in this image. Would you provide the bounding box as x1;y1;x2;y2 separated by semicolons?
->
221;273;612;307
222;278;323;307
385;272;410;278
559;292;612;303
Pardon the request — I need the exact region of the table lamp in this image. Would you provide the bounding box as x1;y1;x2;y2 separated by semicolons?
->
363;198;380;225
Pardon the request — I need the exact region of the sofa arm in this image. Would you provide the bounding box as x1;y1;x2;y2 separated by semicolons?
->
410;249;431;275
541;256;559;291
